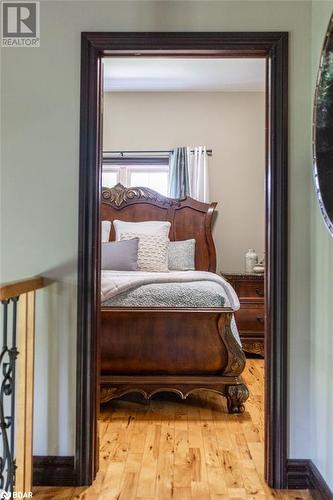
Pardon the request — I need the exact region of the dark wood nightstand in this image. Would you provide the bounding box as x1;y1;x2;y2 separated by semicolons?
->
221;271;265;357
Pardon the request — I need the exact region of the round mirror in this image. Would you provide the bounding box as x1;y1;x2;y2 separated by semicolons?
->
314;15;333;235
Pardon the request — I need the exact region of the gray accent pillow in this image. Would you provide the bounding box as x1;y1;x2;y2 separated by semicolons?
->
168;239;196;271
101;239;139;271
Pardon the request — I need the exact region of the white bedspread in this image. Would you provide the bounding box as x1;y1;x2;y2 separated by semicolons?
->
101;270;240;311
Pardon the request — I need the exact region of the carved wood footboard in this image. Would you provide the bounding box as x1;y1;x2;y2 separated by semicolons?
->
100;308;249;414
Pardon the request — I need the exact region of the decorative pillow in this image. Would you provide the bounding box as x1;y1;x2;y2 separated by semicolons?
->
168;239;196;271
101;220;111;243
120;232;169;272
101;239;139;271
113;220;171;241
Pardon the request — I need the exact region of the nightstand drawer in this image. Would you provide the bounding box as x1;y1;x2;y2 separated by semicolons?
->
235;306;265;333
222;271;265;357
237;280;264;299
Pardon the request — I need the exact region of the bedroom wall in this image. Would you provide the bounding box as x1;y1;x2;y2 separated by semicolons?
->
103;91;266;272
1;0;311;458
310;0;333;490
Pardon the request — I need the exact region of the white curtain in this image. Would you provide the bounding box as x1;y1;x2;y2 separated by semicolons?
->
187;146;210;203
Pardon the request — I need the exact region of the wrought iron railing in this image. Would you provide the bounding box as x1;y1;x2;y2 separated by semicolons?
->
0;277;45;495
0;297;18;495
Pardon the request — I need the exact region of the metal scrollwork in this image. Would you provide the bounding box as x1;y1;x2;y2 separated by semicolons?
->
0;297;19;494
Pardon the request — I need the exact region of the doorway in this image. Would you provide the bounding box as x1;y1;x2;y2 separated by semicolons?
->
77;32;288;489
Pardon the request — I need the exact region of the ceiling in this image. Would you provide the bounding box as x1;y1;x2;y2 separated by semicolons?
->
103;57;266;92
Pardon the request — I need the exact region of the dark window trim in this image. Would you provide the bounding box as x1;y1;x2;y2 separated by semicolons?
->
103;156;170;166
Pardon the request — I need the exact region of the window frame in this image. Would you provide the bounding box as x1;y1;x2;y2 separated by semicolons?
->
102;155;170;194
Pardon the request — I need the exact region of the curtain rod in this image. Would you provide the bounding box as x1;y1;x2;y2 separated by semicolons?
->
104;149;213;157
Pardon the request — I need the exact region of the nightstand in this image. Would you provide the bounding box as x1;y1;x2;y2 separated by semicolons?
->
221;271;265;357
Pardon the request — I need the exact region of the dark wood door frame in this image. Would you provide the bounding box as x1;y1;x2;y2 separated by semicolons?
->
77;32;288;488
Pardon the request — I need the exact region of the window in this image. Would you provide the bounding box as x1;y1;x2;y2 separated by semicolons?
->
102;159;170;196
102;170;119;188
129;167;169;195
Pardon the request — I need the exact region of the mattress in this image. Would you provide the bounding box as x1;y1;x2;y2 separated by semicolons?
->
101;271;241;344
102;280;226;308
101;270;239;308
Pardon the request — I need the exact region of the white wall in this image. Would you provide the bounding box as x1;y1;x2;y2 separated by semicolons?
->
310;0;333;490
103;91;265;272
1;0;312;458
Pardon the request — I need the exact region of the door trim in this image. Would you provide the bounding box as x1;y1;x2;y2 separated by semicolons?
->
77;31;288;488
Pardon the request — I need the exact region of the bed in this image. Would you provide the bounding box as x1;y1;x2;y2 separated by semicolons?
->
100;183;249;413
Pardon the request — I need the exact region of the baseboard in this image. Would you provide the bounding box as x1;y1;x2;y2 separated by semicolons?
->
308;461;333;500
287;459;333;499
286;459;311;489
33;456;76;486
32;455;333;494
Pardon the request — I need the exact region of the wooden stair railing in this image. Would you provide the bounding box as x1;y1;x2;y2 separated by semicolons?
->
0;277;45;496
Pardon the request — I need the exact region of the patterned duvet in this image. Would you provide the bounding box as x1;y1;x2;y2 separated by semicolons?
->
102;280;227;308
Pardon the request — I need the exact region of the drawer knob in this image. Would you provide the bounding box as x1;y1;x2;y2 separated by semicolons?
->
256;316;264;324
255;288;264;297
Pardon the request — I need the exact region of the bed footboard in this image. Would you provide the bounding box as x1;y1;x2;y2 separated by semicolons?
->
101;375;249;414
100;308;249;414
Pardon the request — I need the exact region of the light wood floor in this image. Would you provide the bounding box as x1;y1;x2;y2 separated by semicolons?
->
33;360;311;499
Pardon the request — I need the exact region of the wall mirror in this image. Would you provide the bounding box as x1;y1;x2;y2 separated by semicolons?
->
314;14;333;235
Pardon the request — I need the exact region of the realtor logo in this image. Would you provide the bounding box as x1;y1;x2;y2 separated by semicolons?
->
1;1;40;47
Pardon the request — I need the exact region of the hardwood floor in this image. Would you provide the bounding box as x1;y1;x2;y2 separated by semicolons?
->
33;360;311;499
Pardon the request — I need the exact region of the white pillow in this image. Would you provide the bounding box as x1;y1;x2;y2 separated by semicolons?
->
101;220;112;242
120;232;169;272
113;220;171;241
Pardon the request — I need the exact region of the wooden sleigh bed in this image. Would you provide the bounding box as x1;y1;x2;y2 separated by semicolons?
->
100;184;249;414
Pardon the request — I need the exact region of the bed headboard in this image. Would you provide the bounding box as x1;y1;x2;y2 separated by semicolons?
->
101;183;217;272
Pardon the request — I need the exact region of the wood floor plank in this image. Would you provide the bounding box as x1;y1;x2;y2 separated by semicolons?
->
191;480;210;499
136;423;160;499
221;450;244;489
155;421;175;499
202;419;222;468
172;486;192;500
207;464;228;495
33;360;312;500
